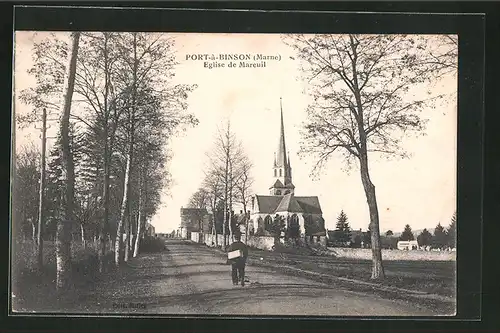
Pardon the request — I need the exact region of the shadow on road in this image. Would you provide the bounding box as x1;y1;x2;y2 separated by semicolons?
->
126;262;228;270
96;283;335;310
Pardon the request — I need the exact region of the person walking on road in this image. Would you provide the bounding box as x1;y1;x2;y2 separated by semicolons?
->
227;233;248;287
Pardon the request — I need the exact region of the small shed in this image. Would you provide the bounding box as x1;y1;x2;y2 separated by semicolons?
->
397;240;419;250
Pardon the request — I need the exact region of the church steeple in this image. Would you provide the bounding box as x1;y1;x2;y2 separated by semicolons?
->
270;98;295;196
276;97;287;169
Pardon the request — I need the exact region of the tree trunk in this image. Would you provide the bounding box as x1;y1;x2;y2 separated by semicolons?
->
124;213;131;262
243;203;248;244
133;178;143;257
31;222;37;245
223;171;228;250
359;152;385;280
212;197;218;247
37;107;47;271
81;223;86;248
114;33;137;266
229;161;233;242
99;33;111;274
56;31;80;290
115;153;131;265
133;213;140;257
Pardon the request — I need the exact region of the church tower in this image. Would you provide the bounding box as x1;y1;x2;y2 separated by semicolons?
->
270;98;295;196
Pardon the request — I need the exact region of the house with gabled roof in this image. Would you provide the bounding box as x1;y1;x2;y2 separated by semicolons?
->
248;99;326;242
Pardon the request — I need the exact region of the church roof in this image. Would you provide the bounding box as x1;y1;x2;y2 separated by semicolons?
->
254;194;323;215
275;193;304;213
295;196;323;214
255;195;283;214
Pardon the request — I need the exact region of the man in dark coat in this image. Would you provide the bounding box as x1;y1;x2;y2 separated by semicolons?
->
227;232;248;286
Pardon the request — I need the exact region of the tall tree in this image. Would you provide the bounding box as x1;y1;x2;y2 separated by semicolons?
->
417;228;433;247
111;32;197;264
19;33;69;271
447;212;456;248
13;144;41;242
433;222;448;249
233;155;254;243
202;169;224;245
56;31;80;290
286;34;457;279
74;31;121;272
188;188;209;233
206;121;245;249
113;32;139;266
399;224;415;241
335;210;351;245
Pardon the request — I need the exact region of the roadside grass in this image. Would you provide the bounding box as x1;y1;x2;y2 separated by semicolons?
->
11;240;115;312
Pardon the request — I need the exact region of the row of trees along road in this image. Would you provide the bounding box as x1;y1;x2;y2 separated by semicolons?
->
285;34;457;279
331;210;456;250
187;121;254;249
15;32;198;289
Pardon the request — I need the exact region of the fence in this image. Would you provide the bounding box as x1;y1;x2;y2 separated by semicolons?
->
327;247;456;261
245;235;275;251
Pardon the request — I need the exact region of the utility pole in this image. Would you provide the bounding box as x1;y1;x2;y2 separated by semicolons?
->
37;107;47;271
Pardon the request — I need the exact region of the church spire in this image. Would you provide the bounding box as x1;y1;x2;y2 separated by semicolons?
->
276;97;287;168
270;98;295;195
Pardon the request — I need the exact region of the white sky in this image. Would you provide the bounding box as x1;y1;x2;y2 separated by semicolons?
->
14;32;457;234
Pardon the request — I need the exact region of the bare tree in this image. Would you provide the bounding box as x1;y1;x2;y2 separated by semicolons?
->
286;34;457;279
13;144;41;243
114;32;139;266
56;31;80;290
188;188;209;233
233;155;254;243
202;169;224;245
19;33;69;272
73;32;122;272
114;33;197;264
206;121;245;249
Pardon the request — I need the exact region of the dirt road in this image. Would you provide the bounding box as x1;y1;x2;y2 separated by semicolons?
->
58;240;440;316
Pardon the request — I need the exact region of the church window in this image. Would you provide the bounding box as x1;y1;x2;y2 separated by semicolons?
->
279;169;282;177
264;215;273;232
274;169;277;177
288;214;300;238
276;190;281;195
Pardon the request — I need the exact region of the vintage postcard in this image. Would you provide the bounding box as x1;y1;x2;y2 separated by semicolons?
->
11;30;457;316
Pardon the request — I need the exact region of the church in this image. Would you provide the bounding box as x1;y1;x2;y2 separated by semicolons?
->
248;99;327;243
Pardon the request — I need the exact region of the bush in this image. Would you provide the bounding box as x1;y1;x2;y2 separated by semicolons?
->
11;240;115;310
139;236;166;253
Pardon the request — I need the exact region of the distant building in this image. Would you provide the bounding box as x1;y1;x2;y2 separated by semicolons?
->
249;99;326;242
179;207;211;239
145;223;156;237
397;240;419;250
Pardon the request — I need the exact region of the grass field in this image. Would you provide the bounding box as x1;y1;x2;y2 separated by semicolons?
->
243;247;456;297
